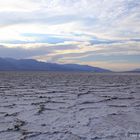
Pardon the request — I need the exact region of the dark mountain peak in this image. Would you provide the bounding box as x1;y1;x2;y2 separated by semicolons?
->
0;57;111;72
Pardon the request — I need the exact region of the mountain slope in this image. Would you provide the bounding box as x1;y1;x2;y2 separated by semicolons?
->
128;68;140;72
0;58;111;72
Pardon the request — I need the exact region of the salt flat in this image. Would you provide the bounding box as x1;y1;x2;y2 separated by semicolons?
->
0;72;140;140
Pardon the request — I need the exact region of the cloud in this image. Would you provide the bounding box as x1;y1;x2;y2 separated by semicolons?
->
1;39;139;69
0;41;79;59
0;0;139;70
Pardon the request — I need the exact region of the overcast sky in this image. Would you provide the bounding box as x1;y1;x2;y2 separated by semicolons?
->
0;0;140;71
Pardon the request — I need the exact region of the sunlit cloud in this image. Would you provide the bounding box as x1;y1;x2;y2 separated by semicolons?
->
0;0;140;71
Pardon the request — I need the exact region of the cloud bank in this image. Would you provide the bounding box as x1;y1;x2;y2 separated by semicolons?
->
0;0;140;71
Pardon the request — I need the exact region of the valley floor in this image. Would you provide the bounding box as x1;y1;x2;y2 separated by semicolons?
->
0;72;140;140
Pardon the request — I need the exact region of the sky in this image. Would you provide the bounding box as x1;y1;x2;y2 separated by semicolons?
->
0;0;140;71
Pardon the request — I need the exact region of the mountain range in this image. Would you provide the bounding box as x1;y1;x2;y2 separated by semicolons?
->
127;68;140;73
0;57;111;72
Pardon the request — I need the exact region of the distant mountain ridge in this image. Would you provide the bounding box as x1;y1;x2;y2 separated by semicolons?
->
0;57;111;72
133;68;140;71
128;68;140;72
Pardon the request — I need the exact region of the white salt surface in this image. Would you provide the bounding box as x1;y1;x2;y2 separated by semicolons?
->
0;72;140;140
